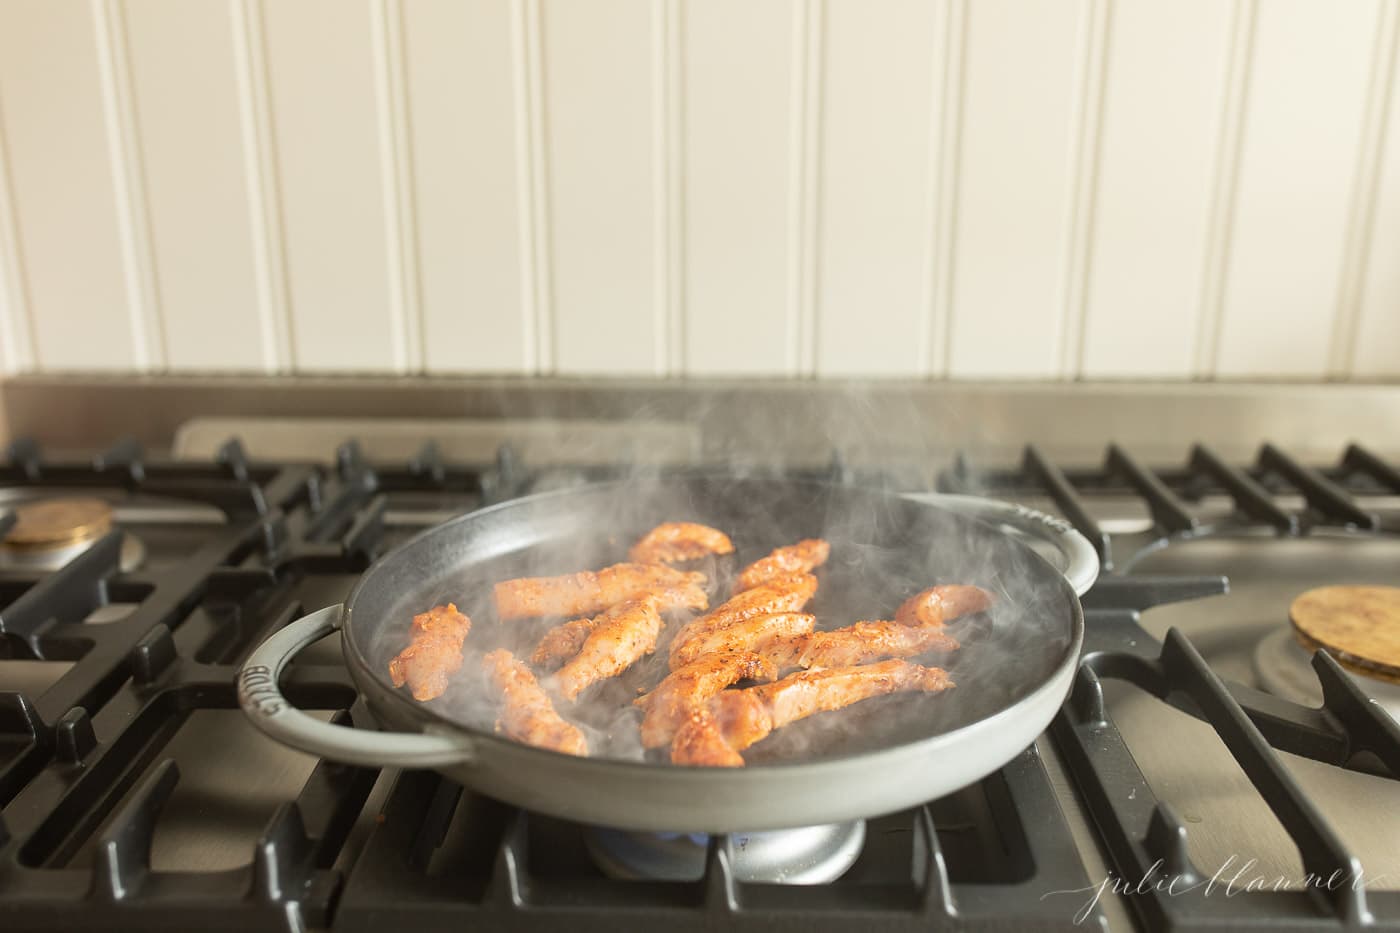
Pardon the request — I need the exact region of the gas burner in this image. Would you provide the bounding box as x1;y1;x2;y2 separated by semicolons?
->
0;496;145;571
583;820;866;883
1253;584;1400;724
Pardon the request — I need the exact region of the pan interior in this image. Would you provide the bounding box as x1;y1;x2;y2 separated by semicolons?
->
344;476;1077;766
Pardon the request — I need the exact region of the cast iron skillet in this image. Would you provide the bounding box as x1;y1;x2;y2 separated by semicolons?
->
238;476;1096;832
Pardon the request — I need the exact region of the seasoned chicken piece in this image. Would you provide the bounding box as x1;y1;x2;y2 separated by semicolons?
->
482;650;587;756
787;620;959;669
671;660;953;766
551;597;665;702
733;538;830;593
387;603;472;701
635;650;778;747
530;617;596;670
669;611;816;670
629;521;735;565
670;706;745;767
894;585;994;628
494;563;708;620
667;573;818;668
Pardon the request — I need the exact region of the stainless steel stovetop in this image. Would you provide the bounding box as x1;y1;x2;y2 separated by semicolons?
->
1;401;1398;932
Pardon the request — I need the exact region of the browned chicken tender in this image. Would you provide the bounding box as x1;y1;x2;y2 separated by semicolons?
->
482;650;587;756
635;650;778;748
629;521;735;565
387;603;472;701
670;706;744;767
671;660;953;766
894;584;994;628
530;617;596;670
787;620;959;669
667;573;817;669
669;611;816;670
494;562;708;620
733;538;830;594
552;597;665;702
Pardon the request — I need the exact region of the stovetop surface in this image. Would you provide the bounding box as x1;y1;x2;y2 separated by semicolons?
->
1;436;1398;932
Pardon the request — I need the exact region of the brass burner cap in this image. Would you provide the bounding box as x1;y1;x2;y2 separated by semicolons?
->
1290;585;1400;684
3;497;114;550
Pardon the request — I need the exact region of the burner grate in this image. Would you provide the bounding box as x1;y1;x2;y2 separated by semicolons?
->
941;443;1400;931
334;744;1102;932
0;439;381;930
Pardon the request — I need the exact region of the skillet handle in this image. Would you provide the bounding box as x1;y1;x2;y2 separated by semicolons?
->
237;604;476;767
913;494;1101;596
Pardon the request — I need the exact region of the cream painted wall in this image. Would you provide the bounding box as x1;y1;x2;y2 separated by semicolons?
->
0;0;1397;379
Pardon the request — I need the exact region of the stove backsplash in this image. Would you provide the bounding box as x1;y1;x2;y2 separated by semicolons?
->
1;2;1399;381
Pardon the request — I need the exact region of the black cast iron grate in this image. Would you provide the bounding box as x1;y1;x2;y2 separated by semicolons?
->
941;442;1400;931
1;436;1398;931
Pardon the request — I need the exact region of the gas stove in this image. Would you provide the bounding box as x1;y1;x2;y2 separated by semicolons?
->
1;431;1398;932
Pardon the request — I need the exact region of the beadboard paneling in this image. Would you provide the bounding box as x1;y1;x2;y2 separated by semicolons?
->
0;1;1397;382
1213;0;1382;378
815;0;940;377
1079;0;1234;378
262;0;402;372
541;0;660;375
0;1;142;371
945;0;1086;378
125;0;269;371
682;0;794;375
402;0;531;373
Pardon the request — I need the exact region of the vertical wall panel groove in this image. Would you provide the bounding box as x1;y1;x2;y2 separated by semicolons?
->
515;0;552;372
0;2;138;370
1081;0;1235;379
816;0;941;377
785;0;823;376
1213;0;1381;378
930;0;967;377
262;0;398;372
1058;0;1110;379
232;0;293;371
370;0;423;372
650;0;681;376
1355;1;1400;377
409;0;529;373
542;0;659;375
0;104;36;374
1193;0;1257;379
126;0;273;371
1329;0;1400;379
946;0;1084;378
93;0;165;371
681;0;793;375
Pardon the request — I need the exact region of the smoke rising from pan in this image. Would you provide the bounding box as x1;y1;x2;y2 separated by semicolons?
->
355;383;1076;766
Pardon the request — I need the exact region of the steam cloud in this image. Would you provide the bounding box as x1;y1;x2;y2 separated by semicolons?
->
356;385;1075;766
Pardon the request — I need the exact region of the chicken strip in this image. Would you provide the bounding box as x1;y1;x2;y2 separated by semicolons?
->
669;611;816;670
494;562;708;620
733;538;830;594
894;584;994;628
635;650;778;748
530;617;596;670
671;660;953;766
551;597;665;702
667;573;818;669
629;521;735;565
670;706;745;768
387;603;472;701
482;650;587;756
787;620;959;669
